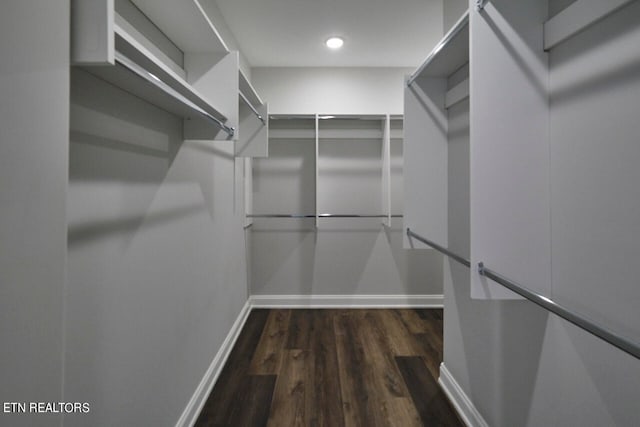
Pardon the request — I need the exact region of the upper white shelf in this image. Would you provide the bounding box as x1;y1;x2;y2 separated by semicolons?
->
71;0;236;137
129;0;228;53
445;78;470;109
544;0;635;50
239;70;264;108
269;129;316;140
114;22;227;122
408;10;469;82
319;129;384;140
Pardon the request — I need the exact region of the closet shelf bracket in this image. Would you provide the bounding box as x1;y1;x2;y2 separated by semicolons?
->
475;0;488;11
240;91;266;125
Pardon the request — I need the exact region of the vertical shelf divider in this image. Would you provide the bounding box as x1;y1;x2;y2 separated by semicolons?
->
382;114;392;226
315;114;320;228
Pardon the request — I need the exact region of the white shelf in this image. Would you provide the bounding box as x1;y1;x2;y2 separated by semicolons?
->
409;11;469;80
129;0;228;53
83;22;230;130
544;0;635;50
270;118;394;141
270;116;316;140
269;129;316;140
390;129;403;139
72;1;234;136
117;23;227;120
239;70;264;108
319;129;384;140
445;78;470;109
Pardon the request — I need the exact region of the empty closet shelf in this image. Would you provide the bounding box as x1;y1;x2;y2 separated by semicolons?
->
91;52;234;136
407;10;469;85
81;21;233;137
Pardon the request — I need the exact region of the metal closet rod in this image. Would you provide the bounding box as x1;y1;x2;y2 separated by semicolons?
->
115;52;235;137
406;228;470;267
248;214;404;218
478;263;640;360
405;228;639;360
406;10;469;87
239;91;265;124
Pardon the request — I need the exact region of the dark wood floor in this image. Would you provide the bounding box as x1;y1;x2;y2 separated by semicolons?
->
195;309;463;427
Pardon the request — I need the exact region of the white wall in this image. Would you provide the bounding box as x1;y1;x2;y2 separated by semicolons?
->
252;67;412;115
0;2;68;426
442;2;640;426
65;69;248;426
251;217;443;298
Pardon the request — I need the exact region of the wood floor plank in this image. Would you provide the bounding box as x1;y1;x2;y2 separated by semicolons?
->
395;308;430;334
306;310;345;427
396;356;464;426
415;308;444;348
334;312;385;427
226;375;277;427
415;308;441;320
359;312;423;427
195;309;270;426
381;397;424;427
376;309;423;356
285;309;314;350
413;333;443;381
250;309;292;374
268;349;308;427
361;311;411;398
413;309;444;353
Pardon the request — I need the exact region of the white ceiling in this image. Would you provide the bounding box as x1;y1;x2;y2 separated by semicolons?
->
213;0;444;68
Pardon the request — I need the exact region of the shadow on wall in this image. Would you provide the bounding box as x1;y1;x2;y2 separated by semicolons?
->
447;259;549;426
384;223;444;295
312;219;381;295
68;203;207;248
250;218;317;295
249;219;444;296
481;6;547;103
66;68;248;425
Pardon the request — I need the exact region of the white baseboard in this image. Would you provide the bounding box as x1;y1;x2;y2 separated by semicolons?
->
439;363;489;427
249;294;443;308
175;300;252;427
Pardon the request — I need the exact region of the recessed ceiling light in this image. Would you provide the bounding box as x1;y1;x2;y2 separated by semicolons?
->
325;36;344;49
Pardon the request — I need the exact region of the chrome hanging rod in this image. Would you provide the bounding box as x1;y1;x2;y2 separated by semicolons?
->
239;91;266;125
406;228;470;267
318;214;404;218
406;10;469;87
406;226;639;359
478;263;640;360
248;214;404;218
115;52;235;137
248;214;315;218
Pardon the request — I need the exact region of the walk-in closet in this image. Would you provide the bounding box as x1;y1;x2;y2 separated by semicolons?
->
1;0;639;426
